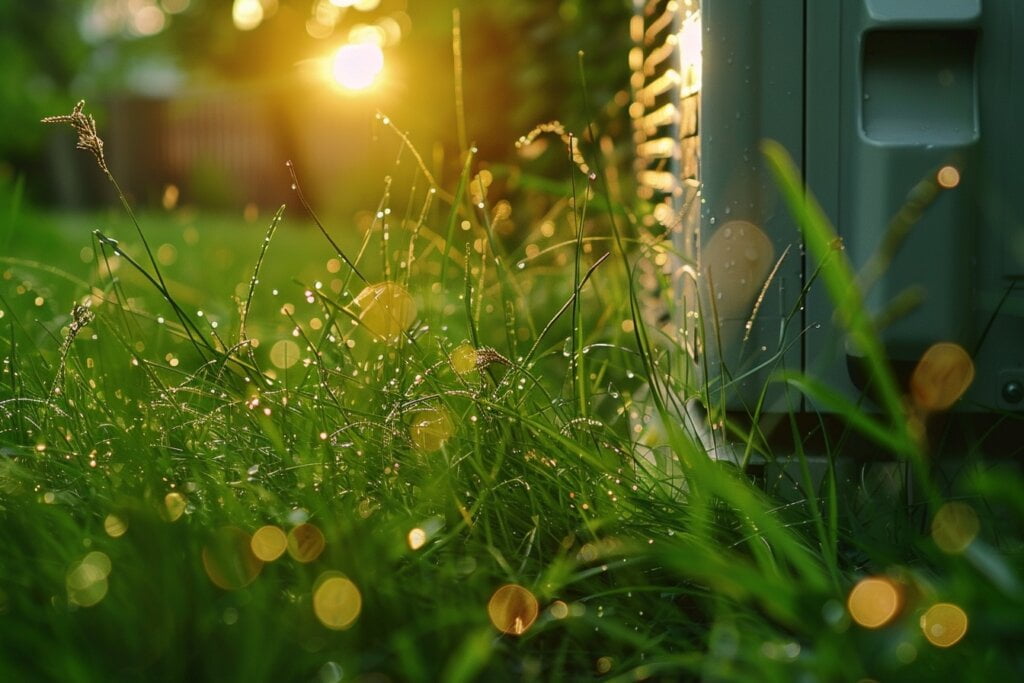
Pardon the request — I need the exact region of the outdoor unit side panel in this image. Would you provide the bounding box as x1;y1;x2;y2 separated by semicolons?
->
699;0;805;412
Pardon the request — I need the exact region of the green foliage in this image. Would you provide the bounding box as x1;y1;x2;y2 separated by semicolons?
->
0;1;88;162
0;102;1022;683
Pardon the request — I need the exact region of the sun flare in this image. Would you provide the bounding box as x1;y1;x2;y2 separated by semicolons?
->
330;42;384;91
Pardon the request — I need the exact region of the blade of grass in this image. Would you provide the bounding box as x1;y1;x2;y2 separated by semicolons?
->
439;149;475;297
761;141;915;456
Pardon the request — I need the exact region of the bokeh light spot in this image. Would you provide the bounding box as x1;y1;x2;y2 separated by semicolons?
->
848;576;902;629
407;527;427;550
232;0;264;31
67;552;112;607
132;5;166;36
313;573;362;630
287;523;326;563
450;344;478;375
702;221;775;321
331;42;384;91
921;603;968;647
931;502;980;554
487;584;539;636
409;407;454;452
269;339;301;369
251;525;288;562
910;342;975;411
104;514;128;538
202;527;263;590
156;243;177;266
164;492;186;522
937;166;961;189
352;282;416;341
161;184;179;210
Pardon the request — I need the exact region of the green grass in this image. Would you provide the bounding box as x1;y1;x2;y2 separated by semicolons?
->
0;120;1022;682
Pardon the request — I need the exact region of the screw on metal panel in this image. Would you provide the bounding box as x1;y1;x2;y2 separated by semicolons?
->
1002;381;1024;405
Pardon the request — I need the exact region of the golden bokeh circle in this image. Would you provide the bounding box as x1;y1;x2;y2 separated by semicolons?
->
937;166;961;189
702;221;776;320
450;344;478;375
407;528;427;550
313;574;362;630
251;525;288;562
409;407;454;453
353;282;417;342
287;523;326;563
848;577;902;629
487;584;539;636
931;502;980;554
164;492;186;522
269;339;302;369
82;551;112;578
104;514;128;538
920;603;968;647
202;526;264;590
910;343;975;411
67;552;112;607
66;560;106;591
68;576;108;607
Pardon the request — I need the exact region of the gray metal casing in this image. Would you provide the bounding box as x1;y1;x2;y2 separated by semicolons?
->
632;0;1024;413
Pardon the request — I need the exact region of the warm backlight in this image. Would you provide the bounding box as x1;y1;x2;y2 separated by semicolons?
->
331;42;384;91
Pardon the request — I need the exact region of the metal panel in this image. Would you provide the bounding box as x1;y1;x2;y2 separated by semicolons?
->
805;0;1023;412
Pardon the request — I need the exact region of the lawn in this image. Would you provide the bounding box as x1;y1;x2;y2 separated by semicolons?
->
1;109;1022;682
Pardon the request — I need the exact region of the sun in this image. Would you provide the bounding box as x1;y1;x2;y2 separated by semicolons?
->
330;42;384;91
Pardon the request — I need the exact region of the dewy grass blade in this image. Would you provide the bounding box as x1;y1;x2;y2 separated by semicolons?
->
761;140;915;458
439;149;474;296
240;205;285;342
286;161;367;286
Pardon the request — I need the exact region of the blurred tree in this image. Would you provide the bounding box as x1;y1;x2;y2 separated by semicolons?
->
3;0;633;205
0;1;89;187
461;0;632;157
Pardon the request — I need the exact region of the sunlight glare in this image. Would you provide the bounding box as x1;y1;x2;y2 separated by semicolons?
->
678;9;702;96
331;42;384;91
232;0;264;31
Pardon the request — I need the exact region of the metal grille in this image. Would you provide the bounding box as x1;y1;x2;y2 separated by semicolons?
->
631;0;701;231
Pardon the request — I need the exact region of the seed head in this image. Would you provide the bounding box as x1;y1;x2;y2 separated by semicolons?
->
42;100;108;175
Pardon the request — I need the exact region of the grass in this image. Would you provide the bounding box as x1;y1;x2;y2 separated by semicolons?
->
0;104;1022;682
